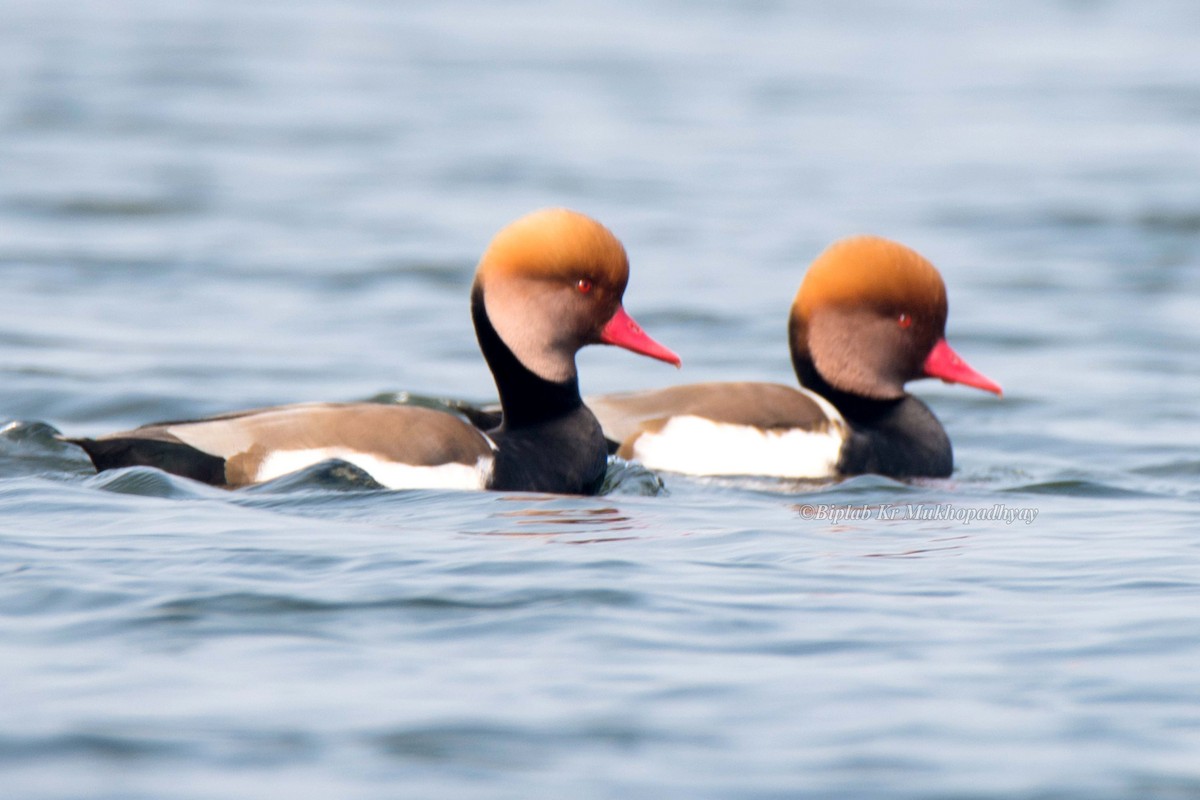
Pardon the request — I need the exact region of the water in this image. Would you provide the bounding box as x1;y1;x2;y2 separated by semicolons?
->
3;1;1200;797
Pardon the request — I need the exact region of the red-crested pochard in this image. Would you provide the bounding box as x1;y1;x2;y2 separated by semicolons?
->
69;209;680;494
585;236;1001;479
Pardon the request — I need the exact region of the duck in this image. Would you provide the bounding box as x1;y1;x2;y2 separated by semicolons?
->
584;235;1001;480
68;209;681;494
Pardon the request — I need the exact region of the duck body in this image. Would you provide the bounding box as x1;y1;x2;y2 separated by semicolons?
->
69;209;679;494
71;402;495;489
589;378;953;480
587;236;1000;481
588;381;847;479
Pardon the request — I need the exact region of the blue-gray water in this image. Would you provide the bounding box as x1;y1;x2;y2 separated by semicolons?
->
3;1;1200;798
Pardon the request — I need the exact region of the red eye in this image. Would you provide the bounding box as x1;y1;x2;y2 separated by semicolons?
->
576;278;593;294
898;313;912;329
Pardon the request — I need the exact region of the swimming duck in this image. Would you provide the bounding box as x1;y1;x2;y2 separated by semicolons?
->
585;236;1000;479
69;209;681;494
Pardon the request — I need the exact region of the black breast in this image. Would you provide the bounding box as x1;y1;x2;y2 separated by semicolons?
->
486;405;608;494
835;394;953;479
796;357;953;479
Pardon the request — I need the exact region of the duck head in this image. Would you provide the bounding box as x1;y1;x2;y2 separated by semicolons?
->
473;208;680;383
788;236;1001;400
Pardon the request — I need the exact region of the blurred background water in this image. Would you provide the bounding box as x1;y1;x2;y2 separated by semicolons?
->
2;1;1200;798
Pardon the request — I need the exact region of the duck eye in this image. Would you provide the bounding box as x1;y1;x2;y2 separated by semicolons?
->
576;278;593;294
897;313;912;329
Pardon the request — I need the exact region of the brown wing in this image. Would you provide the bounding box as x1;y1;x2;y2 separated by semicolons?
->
586;382;834;453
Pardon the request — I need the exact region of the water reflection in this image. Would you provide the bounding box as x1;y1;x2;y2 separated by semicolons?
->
468;496;642;542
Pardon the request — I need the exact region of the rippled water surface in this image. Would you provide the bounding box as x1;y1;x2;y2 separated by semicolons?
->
3;1;1200;798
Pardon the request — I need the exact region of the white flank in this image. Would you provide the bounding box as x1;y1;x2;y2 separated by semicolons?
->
253;448;492;490
629;415;846;479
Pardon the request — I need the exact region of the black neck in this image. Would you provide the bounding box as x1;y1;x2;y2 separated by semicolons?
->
793;356;899;424
470;284;607;494
471;284;584;430
794;355;952;478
